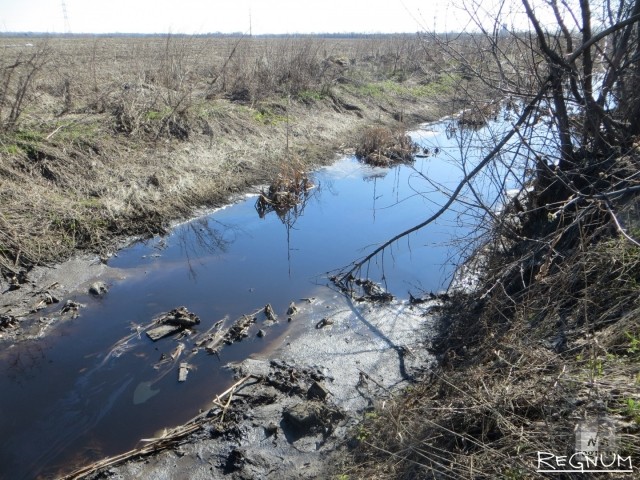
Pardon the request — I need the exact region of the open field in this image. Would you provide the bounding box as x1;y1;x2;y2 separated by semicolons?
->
0;34;476;277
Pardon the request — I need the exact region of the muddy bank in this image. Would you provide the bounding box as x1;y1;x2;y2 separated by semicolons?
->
0;87;448;341
0;254;127;342
62;293;438;479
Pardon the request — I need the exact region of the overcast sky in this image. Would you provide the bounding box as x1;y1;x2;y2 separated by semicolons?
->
1;0;553;35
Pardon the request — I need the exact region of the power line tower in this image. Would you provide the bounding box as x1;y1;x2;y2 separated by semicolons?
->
61;0;71;34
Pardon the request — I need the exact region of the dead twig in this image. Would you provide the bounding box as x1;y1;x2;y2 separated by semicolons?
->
60;374;260;479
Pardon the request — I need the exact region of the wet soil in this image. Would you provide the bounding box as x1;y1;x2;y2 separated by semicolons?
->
79;295;438;480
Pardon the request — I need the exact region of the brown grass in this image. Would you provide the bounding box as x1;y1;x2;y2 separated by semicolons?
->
255;155;314;220
355;126;417;166
0;34;467;276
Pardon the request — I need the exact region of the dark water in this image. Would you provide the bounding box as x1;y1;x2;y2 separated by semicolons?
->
0;116;526;479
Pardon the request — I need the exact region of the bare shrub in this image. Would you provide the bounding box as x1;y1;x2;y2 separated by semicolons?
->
338;1;640;477
0;43;50;131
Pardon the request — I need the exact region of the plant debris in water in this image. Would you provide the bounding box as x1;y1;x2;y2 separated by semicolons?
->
61;358;344;480
255;157;314;220
355;126;417;166
330;274;394;303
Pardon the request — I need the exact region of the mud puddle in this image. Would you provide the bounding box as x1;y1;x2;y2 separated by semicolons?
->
0;114;522;479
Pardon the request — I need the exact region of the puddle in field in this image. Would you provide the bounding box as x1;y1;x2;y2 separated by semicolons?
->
0;114;528;479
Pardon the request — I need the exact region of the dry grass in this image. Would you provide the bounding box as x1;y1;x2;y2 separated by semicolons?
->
0;34;467;276
255;155;314;220
355;126;417;166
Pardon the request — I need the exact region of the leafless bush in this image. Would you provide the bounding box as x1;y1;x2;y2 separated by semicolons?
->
0;43;50;131
340;1;640;477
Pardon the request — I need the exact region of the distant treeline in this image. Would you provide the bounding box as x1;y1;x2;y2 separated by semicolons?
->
0;31;423;39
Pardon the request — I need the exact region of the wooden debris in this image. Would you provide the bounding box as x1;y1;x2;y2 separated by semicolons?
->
147;307;200;341
354;278;393;302
331;276;394;303
170;343;185;360
224;315;255;343
205;333;225;355
158;306;200;328
146;325;181;342
212;374;258;424
194;316;227;348
178;362;190;382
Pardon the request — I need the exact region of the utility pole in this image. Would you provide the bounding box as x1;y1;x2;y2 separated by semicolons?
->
61;0;71;34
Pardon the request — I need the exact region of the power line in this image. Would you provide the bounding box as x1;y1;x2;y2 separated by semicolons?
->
61;0;71;34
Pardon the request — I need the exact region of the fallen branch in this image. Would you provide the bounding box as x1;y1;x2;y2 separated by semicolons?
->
337;81;551;284
60;374;260;479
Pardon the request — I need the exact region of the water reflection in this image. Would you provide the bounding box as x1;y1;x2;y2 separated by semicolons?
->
1;340;48;383
174;218;234;279
255;176;321;277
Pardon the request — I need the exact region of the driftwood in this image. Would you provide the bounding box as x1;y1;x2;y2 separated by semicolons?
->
222;314;256;344
202;308;263;355
330;275;394;303
146;324;181;341
59;374;260;480
146;307;200;341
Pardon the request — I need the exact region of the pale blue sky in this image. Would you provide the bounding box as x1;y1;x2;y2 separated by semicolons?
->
0;0;557;34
